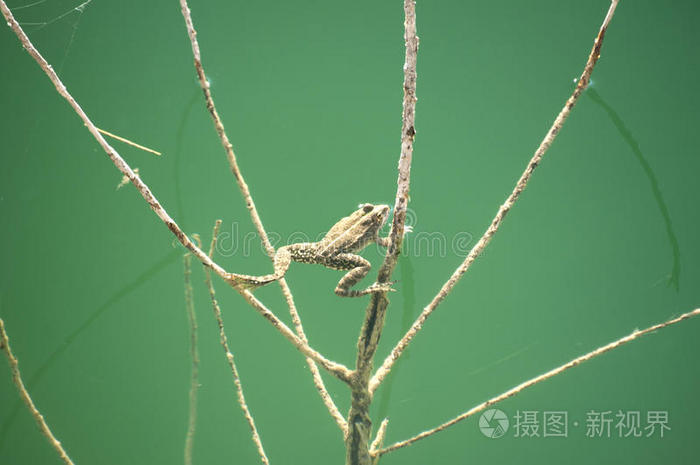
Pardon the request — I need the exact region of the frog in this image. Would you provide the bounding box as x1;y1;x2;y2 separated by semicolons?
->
226;203;396;297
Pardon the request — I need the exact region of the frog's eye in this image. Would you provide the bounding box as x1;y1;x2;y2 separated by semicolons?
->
362;204;374;213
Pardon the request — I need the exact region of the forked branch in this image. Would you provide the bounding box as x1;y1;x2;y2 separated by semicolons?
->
376;307;700;456
370;0;620;395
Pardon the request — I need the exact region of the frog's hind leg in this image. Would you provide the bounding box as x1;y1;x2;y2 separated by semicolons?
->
331;253;395;297
226;246;292;290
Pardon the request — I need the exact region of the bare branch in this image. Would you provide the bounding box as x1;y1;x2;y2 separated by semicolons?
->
0;318;76;465
369;418;389;458
206;221;223;259
183;254;199;465
381;0;419;274
346;1;419;463
370;0;620;394
358;0;418;384
304;356;348;433
177;0;344;428
378;306;699;456
357;0;418;375
203;224;270;465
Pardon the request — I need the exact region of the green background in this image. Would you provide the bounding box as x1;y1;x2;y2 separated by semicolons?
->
1;0;698;463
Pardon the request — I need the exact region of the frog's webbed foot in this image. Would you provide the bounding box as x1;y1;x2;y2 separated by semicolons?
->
340;281;397;297
225;247;293;291
335;280;396;297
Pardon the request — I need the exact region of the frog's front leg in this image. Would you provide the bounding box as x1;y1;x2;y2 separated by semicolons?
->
328;253;394;297
376;226;412;248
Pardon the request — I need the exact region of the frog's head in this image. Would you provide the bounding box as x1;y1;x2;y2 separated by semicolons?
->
355;203;390;232
321;203;391;254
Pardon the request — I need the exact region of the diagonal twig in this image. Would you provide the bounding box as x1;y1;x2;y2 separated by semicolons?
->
203;222;270;465
376;307;700;456
0;318;76;465
0;0;350;383
369;0;620;395
369;418;389;460
178;0;346;432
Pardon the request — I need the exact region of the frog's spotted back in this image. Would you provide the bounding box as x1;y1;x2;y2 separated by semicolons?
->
319;204;390;256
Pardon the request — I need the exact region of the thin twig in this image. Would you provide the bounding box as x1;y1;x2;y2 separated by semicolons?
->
183;254;199;465
370;0;620;395
178;0;345;432
203;222;270;465
0;0;350;383
377;307;700;455
96;127;161;156
305;354;347;433
346;1;419;463
369;418;389;460
0;318;76;465
206;223;222;258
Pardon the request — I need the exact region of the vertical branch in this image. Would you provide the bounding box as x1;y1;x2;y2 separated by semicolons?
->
203;222;270;465
177;0;345;432
183;254;199;465
346;2;418;464
381;0;419;277
369;0;620;394
0;319;76;465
